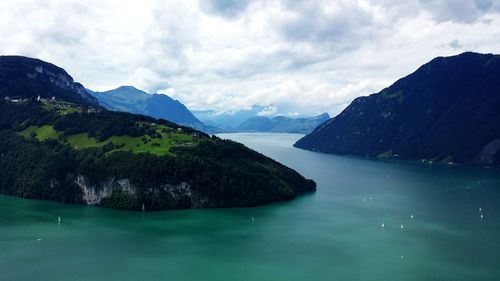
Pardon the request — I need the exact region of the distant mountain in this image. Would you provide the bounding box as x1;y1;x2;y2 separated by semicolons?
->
295;52;500;166
193;106;265;131
0;56;98;106
236;113;330;134
88;86;219;133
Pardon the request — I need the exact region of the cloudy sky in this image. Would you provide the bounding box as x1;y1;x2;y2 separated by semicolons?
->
1;0;499;116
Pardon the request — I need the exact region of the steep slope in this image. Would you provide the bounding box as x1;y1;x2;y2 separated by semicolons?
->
146;94;203;125
0;56;98;106
0;57;316;211
295;52;500;166
89;86;209;130
236;113;330;133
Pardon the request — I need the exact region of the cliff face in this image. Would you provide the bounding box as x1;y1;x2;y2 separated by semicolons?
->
74;175;204;210
295;52;500;166
0;56;98;106
75;176;137;205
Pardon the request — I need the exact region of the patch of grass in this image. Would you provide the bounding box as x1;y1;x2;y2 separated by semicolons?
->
67;134;174;156
66;126;196;156
66;133;104;149
110;135;174;155
20;122;198;156
19;125;59;141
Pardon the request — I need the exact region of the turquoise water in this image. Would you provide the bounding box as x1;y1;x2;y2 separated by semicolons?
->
1;133;499;281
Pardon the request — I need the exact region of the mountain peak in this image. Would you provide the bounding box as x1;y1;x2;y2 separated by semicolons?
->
113;85;148;94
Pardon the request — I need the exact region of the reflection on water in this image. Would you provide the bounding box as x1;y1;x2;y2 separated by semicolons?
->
1;133;499;281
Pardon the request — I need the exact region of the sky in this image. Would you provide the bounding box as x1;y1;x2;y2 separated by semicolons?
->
1;0;499;117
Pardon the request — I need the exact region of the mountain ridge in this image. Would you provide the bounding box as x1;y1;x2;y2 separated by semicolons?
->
88;86;215;132
295;52;500;166
0;55;98;106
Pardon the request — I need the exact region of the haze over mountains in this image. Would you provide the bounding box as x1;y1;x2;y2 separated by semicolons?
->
295;52;500;166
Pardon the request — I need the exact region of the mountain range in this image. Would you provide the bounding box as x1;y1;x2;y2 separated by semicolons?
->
235;113;330;134
295;52;500;166
193;108;329;133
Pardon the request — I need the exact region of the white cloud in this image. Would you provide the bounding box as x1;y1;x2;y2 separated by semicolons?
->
0;0;499;117
257;105;279;116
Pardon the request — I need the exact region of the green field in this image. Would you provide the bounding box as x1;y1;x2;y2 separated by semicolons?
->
19;125;59;141
20;124;196;156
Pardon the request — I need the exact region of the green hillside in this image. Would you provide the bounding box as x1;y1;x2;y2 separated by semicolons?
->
1;100;316;211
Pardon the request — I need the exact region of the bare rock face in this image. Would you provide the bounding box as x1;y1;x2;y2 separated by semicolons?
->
74;175;210;210
75;176;136;205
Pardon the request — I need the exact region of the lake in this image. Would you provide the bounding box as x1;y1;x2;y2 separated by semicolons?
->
1;133;499;281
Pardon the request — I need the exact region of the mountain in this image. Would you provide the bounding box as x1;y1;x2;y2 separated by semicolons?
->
0;56;98;106
295;52;500;166
89;86;220;133
0;56;316;211
236;113;330;134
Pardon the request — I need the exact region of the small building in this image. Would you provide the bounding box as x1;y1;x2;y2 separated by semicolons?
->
37;95;41;102
4;96;10;101
51;96;56;101
177;128;182;132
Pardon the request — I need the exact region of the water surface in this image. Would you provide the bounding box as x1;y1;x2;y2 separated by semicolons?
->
1;133;499;281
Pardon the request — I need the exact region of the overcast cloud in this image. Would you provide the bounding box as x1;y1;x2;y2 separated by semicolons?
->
1;0;499;116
